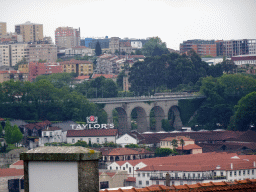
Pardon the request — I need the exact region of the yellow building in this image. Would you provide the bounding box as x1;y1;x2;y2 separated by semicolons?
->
59;59;93;76
18;64;29;73
15;21;43;43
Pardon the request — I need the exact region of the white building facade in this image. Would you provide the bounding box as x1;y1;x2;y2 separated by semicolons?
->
116;134;137;147
39;127;65;146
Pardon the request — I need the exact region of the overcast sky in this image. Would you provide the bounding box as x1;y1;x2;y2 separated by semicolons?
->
1;0;256;49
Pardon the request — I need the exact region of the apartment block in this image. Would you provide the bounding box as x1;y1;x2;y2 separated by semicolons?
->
0;44;10;66
0;70;28;83
28;43;57;63
216;39;256;57
59;59;93;76
55;27;80;49
28;62;63;81
15;21;43;43
10;43;29;66
0;22;7;37
180;40;217;57
109;37;132;54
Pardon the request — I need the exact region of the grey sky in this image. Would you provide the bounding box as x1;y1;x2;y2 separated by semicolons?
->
1;0;256;49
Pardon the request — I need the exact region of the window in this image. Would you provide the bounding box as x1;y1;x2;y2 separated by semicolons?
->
230;171;232;177
50;132;52;136
80;138;83;141
123;167;125;170
248;170;250;175
221;172;223;176
126;164;128;168
110;166;112;170
146;181;149;185
139;181;142;185
243;170;245;175
252;170;254;175
72;139;75;143
239;171;241;176
104;138;107;143
97;138;99;143
147;173;150;177
138;173;140;177
116;167;118;170
136;167;139;170
214;172;216;176
142;173;145;177
234;171;237;176
156;181;159;185
129;167;131;173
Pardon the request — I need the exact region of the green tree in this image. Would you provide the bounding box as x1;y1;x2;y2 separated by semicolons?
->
135;49;143;55
13;57;27;70
95;41;102;56
232;91;256;131
142;37;169;57
180;139;185;154
125;144;139;148
38;59;47;63
161;119;174;132
4;120;13;144
171;139;178;149
11;125;23;144
0;124;2;137
155;148;173;157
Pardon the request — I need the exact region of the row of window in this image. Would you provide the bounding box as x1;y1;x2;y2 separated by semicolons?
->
229;169;254;177
72;138;108;143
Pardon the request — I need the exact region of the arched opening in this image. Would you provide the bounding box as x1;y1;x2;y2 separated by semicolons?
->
110;156;114;162
165;106;182;131
150;106;165;132
112;107;127;135
127;156;131;160
115;156;120;161
130;107;148;133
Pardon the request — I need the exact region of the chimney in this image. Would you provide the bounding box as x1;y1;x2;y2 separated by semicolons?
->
231;163;233;169
166;172;170;186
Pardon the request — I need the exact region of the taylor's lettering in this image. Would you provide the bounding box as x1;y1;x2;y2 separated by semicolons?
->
70;123;115;130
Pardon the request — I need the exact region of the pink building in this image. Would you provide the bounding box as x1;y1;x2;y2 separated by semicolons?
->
28;62;63;82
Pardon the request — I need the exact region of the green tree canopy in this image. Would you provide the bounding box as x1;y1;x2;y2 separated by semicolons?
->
231;91;256;131
95;41;102;56
142;37;169;57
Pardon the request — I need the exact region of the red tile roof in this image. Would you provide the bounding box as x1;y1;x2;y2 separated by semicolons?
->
126;177;136;182
176;144;202;150
0;118;4;121
24;120;51;130
92;74;118;79
161;136;194;141
0;168;24;177
99;172;116;177
59;59;92;65
67;129;118;137
12;160;24;166
75;76;90;80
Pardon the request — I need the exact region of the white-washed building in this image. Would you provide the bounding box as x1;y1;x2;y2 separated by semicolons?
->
116;134;137;147
39;127;65;146
66;129;118;144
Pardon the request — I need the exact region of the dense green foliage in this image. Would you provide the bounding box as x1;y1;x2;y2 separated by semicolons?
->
142;37;169;57
0;76;109;122
4;120;23;144
125;144;139;148
75;76;118;98
129;50;223;95
231;91;256;131
155;148;177;157
193;74;256;130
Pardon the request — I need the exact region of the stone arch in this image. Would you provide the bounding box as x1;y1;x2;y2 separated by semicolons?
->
112;107;128;135
150;106;165;132
168;105;182;130
130;106;149;133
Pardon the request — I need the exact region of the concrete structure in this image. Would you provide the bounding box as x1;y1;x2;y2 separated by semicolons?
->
28;43;57;63
59;59;93;76
0;22;7;37
216;39;256;57
28;62;63;81
180;40;217;57
55;27;80;49
109;37;132;54
65;46;94;57
10;43;29;66
88;94;203;134
99;171;128;189
20;146;101;192
66;129;118;144
15;21;43;43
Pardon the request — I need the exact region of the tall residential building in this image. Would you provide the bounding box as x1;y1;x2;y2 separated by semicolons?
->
0;22;7;37
216;39;256;57
180;39;217;57
15;21;43;43
55;27;80;49
59;59;93;76
28;43;57;63
10;43;29;66
0;44;11;66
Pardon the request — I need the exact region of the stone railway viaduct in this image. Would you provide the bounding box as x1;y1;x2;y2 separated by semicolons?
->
89;93;204;134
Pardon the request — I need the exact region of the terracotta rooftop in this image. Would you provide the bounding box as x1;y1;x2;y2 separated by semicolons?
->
99;172;116;178
161;136;194;141
75;76;90;80
176;144;202;150
126;177;136;182
0;168;24;177
100;179;256;191
23;120;51;130
92;74;118;79
0;117;4;121
67;129;118;137
12;160;24;166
